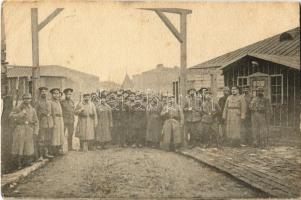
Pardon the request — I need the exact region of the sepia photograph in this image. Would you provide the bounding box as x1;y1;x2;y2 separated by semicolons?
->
1;1;300;199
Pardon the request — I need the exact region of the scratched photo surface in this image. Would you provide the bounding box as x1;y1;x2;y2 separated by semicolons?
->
1;1;300;199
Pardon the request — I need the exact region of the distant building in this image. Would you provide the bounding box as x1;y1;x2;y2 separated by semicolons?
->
132;64;179;94
99;81;120;90
187;67;224;97
121;73;134;90
188;27;300;130
7;65;100;100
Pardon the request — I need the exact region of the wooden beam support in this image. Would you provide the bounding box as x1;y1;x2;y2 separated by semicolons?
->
38;8;64;31
155;11;183;43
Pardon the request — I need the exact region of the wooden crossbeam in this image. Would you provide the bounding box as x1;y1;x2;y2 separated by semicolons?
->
38;8;64;31
155;11;183;43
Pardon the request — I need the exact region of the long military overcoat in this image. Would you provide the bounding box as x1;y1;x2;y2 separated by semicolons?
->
95;103;113;143
222;95;246;140
146;104;162;143
10;103;39;156
50;99;65;146
160;105;184;150
75;101;98;141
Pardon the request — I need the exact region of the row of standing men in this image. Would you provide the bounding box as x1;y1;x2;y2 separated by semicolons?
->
9;85;272;169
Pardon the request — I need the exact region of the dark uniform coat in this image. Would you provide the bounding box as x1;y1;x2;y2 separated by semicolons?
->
60;99;75;125
249;96;272;146
95;103;113;143
146;103;162;143
35;99;53;129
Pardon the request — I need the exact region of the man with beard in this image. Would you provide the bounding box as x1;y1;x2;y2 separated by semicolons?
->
61;88;75;151
75;93;98;151
35;87;54;159
10;94;39;169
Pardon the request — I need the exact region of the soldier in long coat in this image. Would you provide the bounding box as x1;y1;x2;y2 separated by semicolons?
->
108;93;123;145
49;88;65;156
222;86;247;147
249;87;272;148
61;88;75;151
10;94;39;169
129;95;147;148
200;91;221;147
75;93;98;151
35;87;54;159
160;96;184;151
218;87;230;143
95;97;113;149
241;86;254;145
183;88;202;146
146;96;162;148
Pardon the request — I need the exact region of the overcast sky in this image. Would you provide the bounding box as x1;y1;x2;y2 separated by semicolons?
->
3;1;299;83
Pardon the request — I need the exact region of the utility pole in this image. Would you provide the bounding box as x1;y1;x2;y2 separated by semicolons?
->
31;8;63;103
140;8;192;107
1;6;9;98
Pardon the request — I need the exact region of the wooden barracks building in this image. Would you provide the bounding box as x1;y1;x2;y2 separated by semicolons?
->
187;27;300;130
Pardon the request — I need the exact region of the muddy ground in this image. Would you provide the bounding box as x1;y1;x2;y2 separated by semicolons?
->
4;147;264;199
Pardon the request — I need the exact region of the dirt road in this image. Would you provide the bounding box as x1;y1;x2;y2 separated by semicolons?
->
4;148;264;198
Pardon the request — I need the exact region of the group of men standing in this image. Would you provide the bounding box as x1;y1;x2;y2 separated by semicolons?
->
9;84;272;170
9;87;75;169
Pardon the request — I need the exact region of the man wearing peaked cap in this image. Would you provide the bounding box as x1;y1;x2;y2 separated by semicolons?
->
49;87;64;156
63;88;73;94
36;86;54;160
184;87;202;147
187;88;196;94
61;88;75;151
50;88;61;94
39;86;48;91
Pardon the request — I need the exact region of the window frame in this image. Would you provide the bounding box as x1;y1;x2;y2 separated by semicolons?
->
270;74;283;105
237;76;249;88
